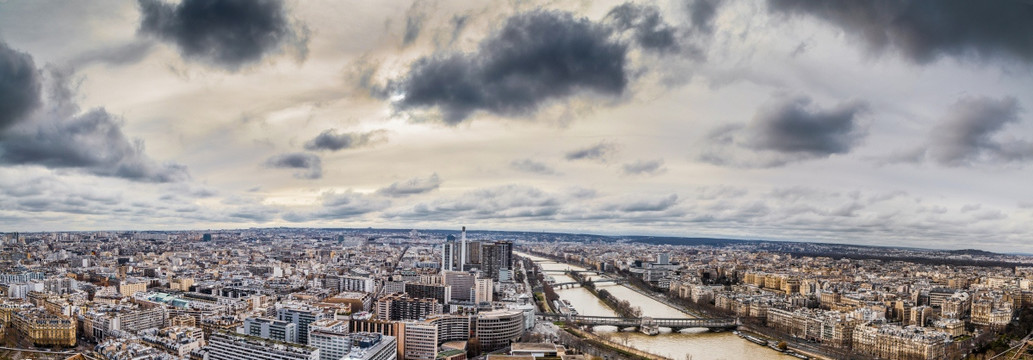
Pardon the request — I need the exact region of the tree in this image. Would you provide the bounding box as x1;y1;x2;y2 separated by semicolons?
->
777;341;788;351
467;337;482;357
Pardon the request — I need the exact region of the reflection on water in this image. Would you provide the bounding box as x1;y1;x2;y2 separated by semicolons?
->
520;252;796;360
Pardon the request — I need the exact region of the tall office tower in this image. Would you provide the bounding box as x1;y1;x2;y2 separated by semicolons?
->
441;236;458;272
481;241;513;282
459;227;468;270
442;271;476;302
243;317;298;343
657;253;670;265
474;278;493;303
208;331;320;360
466;241;482;267
278;303;327;345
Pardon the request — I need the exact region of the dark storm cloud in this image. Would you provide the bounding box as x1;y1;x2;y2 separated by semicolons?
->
303;129;388;152
749;97;868;155
766;0;1033;64
888;97;1033;167
137;0;309;70
510;159;559;175
0;66;188;182
606;3;679;53
391;10;628;124
0;108;189;182
621;159;666;175
565;141;619;162
701;96;868;167
264;152;322;179
376;173;442;197
0;40;41;132
685;0;723;35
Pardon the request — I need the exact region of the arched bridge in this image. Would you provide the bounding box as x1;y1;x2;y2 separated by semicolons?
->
551;279;624;289
540;269;600;275
538;312;739;331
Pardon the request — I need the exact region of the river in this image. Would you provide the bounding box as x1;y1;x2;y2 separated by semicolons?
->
520;252;796;360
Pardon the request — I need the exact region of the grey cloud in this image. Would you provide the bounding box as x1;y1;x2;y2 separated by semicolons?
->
449;15;469;43
613;194;679;212
376;173;442;198
0;174;121;216
606;3;679;53
685;0;723;35
402;1;428;46
565;141;619;162
0;169;221;223
621;159;666;175
283;190;389;222
510;159;559;175
137;0;309;71
566;187;598;199
0;40;41;132
928;96;1031;166
384;185;560;221
67;40;155;68
0;67;188;182
227;206;278;222
766;0;1033;64
702;96;868;167
749;97;868;155
882;96;1033;167
390;10;628;124
303;129;388;152
264;152;321;179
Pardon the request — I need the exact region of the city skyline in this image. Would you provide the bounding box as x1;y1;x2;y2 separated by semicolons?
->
1;0;1033;252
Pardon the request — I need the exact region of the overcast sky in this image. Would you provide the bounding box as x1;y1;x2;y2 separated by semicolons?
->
1;0;1032;252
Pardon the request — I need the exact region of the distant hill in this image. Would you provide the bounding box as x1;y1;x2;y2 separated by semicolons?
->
947;249;998;256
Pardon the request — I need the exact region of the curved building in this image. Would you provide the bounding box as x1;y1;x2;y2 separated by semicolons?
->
475;310;524;351
428;315;471;343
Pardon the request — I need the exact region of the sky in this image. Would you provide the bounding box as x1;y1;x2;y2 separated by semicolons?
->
1;0;1032;252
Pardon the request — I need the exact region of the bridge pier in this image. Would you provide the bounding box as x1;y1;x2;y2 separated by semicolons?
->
639;324;659;336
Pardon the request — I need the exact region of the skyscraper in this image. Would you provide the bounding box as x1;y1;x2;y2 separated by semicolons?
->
441;236;459;272
459;226;468;270
481;241;513;282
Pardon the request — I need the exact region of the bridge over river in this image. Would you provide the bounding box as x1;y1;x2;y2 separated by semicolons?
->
551;278;624;289
538;312;739;333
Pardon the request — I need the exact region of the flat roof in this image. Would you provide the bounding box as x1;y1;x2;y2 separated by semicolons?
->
511;343;559;352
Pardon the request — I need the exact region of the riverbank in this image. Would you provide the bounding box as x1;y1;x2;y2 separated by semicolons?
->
519;251;800;360
569;272;641;318
563;326;673;360
616;281;704;318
